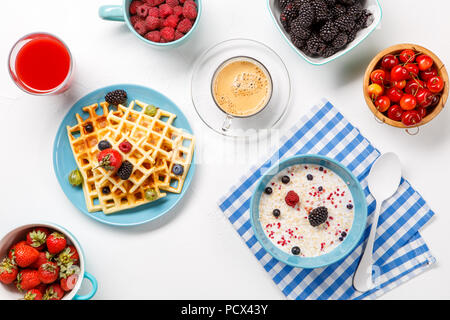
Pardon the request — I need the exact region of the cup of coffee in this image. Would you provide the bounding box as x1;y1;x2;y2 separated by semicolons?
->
211;56;273;131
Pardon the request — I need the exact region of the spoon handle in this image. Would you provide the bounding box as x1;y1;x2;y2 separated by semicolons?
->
353;200;382;292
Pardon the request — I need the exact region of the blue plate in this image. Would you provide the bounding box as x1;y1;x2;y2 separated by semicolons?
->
53;84;196;227
250;154;367;268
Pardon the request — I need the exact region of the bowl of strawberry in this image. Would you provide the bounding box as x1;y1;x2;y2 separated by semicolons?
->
99;0;201;46
0;222;97;300
364;44;448;133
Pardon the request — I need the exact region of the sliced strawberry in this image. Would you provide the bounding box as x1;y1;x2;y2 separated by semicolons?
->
61;274;79;292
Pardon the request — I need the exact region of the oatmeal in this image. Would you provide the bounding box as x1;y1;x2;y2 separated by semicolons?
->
258;164;354;257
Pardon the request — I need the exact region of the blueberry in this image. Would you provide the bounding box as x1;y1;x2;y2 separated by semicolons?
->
319;167;324;171
98;140;112;151
264;187;273;195
272;209;280;217
281;176;290;184
172;164;184;176
318;186;323;192
339;237;344;241
291;246;301;255
84;123;94;133
102;186;110;195
307;174;313;181
347;204;354;210
341;231;347;237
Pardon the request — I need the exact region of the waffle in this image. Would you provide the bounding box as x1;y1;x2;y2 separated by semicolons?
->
67;98;195;215
66;102;122;212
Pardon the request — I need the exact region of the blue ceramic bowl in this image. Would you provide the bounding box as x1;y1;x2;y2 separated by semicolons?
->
0;222;97;300
267;0;382;65
99;0;202;48
250;154;367;268
53;84;196;227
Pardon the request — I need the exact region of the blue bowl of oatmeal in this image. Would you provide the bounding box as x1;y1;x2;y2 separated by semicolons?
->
250;154;367;269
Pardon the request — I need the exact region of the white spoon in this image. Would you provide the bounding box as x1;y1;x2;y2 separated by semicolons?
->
353;152;402;292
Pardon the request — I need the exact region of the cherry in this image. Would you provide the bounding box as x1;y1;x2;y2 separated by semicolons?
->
367;83;384;99
370;69;387;85
381;54;399;71
416;54;433;71
399;49;416;63
427;76;444;93
400;94;417;110
393;80;406;90
391;65;409;81
415;88;433;108
404;63;419;78
387;104;404;121
386;87;403;103
430;94;440;107
416;106;427;119
375;96;390;112
401;110;422;126
420;67;438;82
405;79;424;95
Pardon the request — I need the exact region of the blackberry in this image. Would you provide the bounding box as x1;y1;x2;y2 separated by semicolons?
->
290;22;311;40
117;160;133;180
356;9;374;29
335;14;355;32
277;0;290;10
323;0;336;6
346;2;363;20
308;206;328;227
311;0;328;23
332;32;348;49
280;3;299;31
346;28;358;43
322;46;337;58
319;20;338;42
331;4;346;19
307;34;327;56
296;2;315;28
105;89;127;105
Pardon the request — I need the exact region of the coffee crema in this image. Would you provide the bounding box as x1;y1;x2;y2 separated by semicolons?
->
212;57;272;117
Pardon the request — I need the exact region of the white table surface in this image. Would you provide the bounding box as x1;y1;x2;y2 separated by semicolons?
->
1;0;449;300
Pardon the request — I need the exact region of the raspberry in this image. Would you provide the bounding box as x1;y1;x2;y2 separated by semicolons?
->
134;20;148;35
148;7;159;17
163;14;179;28
145;31;161;42
145;15;160;30
184;0;197;7
152;0;164;5
166;0;179;7
174;30;184;40
173;5;183;17
177;18;192;33
129;0;143;15
159;4;173;18
119;140;132;154
160;27;175;41
182;2;197;20
130;15;143;26
136;4;149;18
285;191;299;208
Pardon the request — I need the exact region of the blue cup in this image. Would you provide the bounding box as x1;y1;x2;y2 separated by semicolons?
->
99;0;202;47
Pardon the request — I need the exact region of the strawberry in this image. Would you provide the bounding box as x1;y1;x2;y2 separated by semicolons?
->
24;288;43;300
8;240;26;263
57;246;79;266
0;258;18;284
14;243;39;268
60;274;79;292
96;148;122;172
16;269;40;291
35;283;48;295
43;283;64;300
26;227;49;251
38;261;59;284
30;251;52;269
46;232;67;254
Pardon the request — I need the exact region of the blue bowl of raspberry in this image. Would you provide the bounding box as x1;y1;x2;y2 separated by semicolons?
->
268;0;382;65
99;0;202;47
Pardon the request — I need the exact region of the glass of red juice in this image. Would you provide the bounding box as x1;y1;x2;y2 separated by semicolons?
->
8;33;73;95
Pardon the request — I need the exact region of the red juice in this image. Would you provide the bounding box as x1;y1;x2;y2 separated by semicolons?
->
15;35;71;92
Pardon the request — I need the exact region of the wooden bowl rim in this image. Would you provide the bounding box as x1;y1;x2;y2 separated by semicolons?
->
363;43;448;129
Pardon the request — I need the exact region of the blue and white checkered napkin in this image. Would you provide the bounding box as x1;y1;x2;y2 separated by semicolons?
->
218;99;436;300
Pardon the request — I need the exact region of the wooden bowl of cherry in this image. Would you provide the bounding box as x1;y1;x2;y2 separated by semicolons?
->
363;43;448;131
